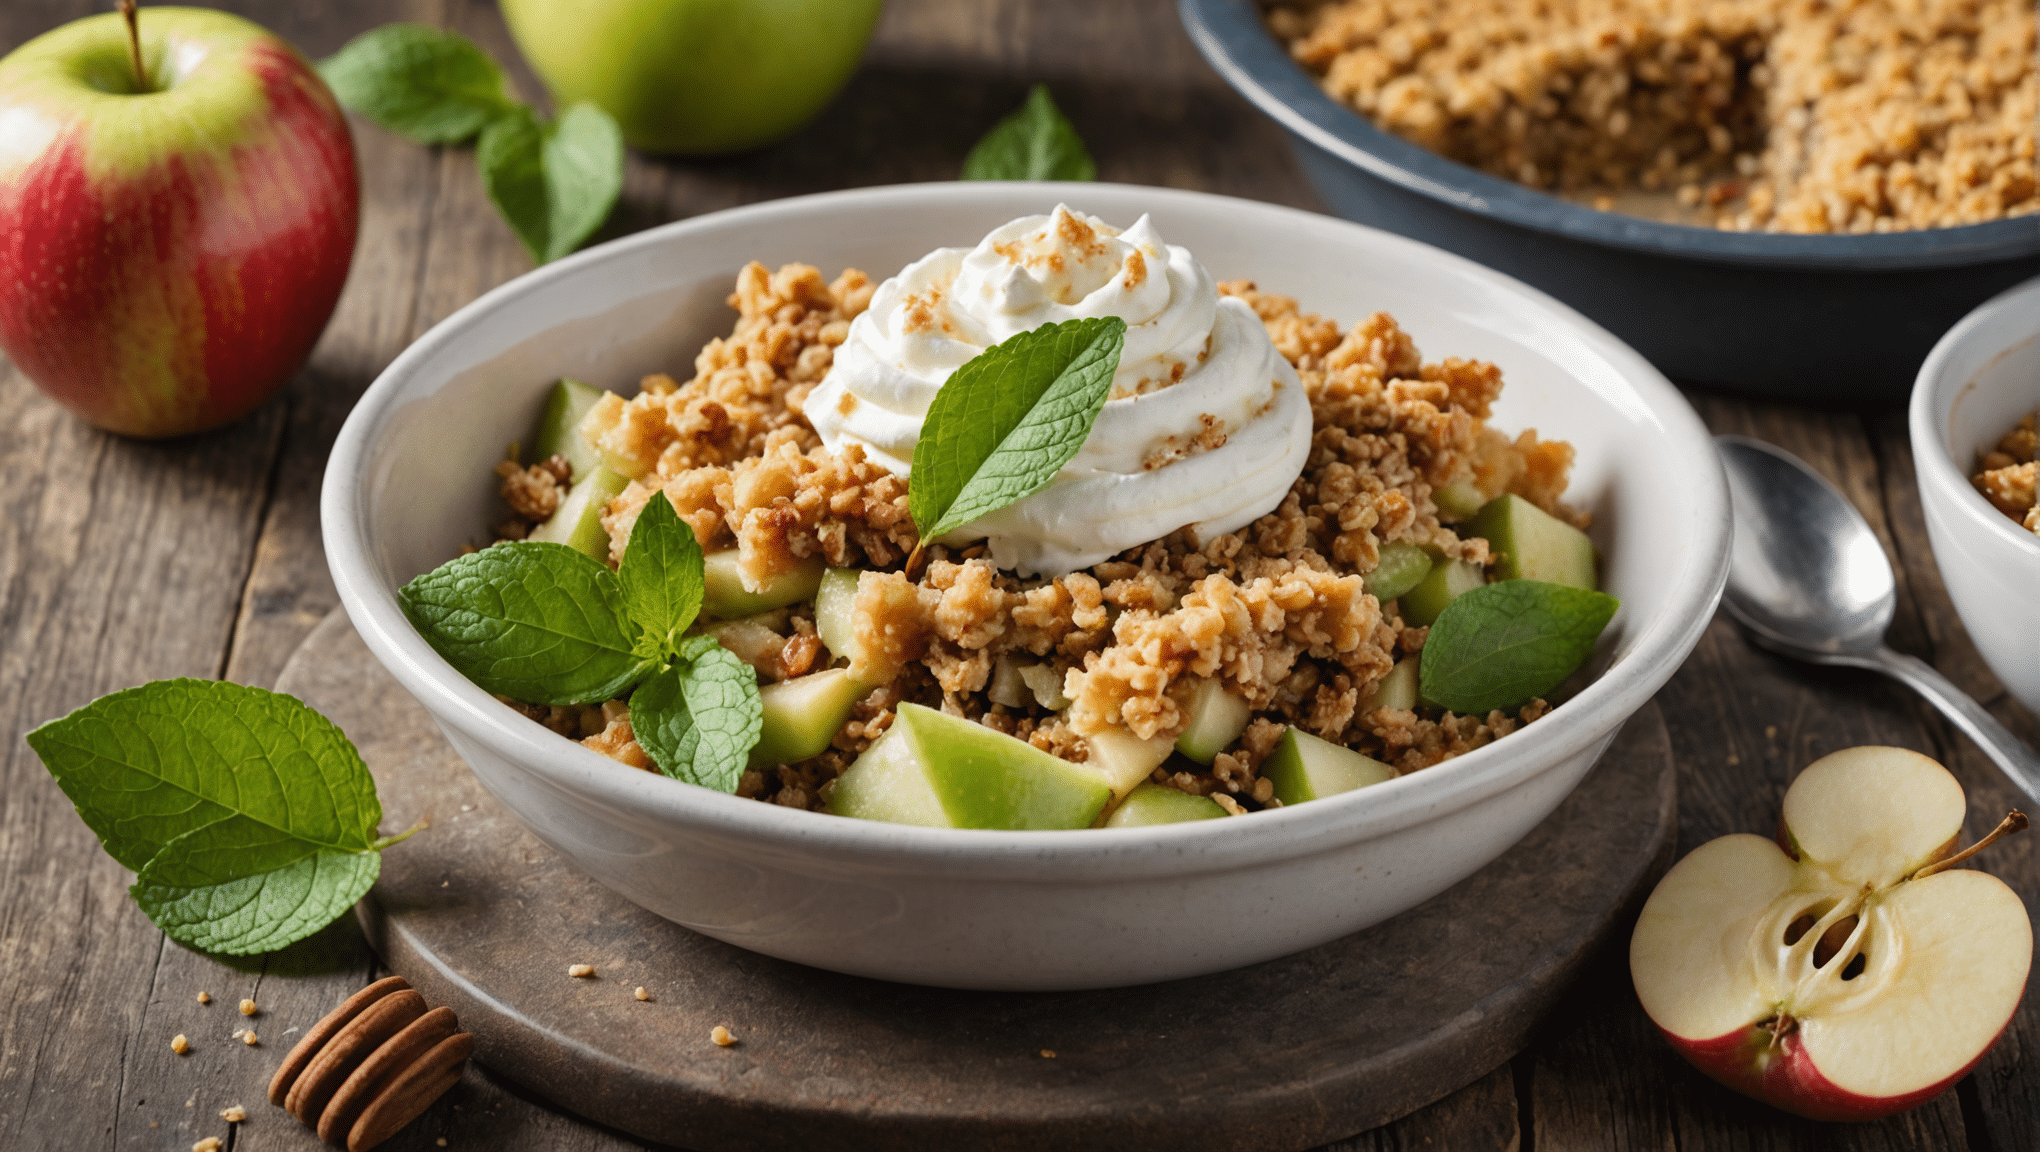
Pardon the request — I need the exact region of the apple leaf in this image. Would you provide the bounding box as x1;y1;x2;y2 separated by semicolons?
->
631;637;763;793
24;680;409;955
962;84;1097;182
909;316;1125;543
398;541;654;705
319;24;518;145
479;103;625;265
1417;581;1619;714
619;493;706;663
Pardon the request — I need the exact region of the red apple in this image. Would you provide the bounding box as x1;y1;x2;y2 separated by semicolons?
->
0;6;357;438
1631;746;2032;1121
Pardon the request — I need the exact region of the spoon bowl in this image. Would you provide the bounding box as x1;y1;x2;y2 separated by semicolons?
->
1715;435;2040;807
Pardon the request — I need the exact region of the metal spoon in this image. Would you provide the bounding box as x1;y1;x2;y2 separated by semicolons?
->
1716;434;2040;807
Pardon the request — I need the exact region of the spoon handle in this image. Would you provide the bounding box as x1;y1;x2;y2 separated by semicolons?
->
1863;647;2040;810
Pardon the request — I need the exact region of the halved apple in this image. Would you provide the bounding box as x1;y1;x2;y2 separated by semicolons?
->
1630;746;2031;1121
827;703;1112;830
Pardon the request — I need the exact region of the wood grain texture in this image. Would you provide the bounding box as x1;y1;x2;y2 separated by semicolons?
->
1;0;2032;1148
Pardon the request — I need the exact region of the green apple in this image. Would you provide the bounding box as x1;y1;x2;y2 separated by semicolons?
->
1175;679;1250;764
527;466;628;561
1465;494;1598;589
702;549;824;618
750;667;867;769
1086;728;1175;800
1360;657;1418;713
499;0;884;155
1432;481;1489;522
1104;783;1227;828
813;566;860;663
1362;542;1434;603
1262;727;1396;806
533;378;608;480
1400;555;1486;626
828;703;1113;830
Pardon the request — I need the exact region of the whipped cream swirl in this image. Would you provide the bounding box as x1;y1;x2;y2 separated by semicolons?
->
805;205;1310;576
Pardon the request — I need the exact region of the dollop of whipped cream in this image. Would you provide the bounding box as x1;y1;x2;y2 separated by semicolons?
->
805;206;1311;576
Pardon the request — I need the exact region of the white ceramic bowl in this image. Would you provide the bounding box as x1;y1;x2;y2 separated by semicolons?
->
1910;276;2040;717
322;183;1728;991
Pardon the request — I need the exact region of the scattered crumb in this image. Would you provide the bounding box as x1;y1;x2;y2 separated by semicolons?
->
1764;725;1778;739
634;987;651;1001
239;998;258;1016
150;1122;159;1130
242;1031;259;1047
195;992;211;1005
220;1105;247;1123
711;1025;736;1047
442;881;450;887
1040;1049;1057;1058
438;1140;449;1148
1727;753;1741;765
568;964;596;978
193;1139;223;1152
461;804;474;812
171;1034;190;1055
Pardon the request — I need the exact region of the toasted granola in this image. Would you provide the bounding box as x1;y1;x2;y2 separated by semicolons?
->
1973;411;2040;534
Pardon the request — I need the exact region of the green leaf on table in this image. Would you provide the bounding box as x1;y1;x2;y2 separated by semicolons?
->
962;84;1097;181
909;316;1126;542
619;493;706;661
318;24;518;145
24;680;404;955
398;541;652;705
631;638;763;793
1418;581;1619;715
479;102;625;264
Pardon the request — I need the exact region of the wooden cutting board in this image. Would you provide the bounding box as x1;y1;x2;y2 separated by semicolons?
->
276;609;1676;1151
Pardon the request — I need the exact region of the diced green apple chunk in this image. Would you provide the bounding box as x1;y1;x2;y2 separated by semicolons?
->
988;654;1032;708
1363;542;1434;603
1086;728;1175;799
1104;783;1228;828
813;566;859;660
1360;657;1418;713
1400;556;1485;626
533;378;608;481
750;668;867;769
1465;493;1598;589
1175;678;1250;764
828;703;1112;830
701;550;825;619
1432;481;1489;522
1018;663;1070;710
1261;727;1397;807
526;466;628;562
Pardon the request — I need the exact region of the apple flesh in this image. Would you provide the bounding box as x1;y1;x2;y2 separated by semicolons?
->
1464;494;1597;589
1175;679;1250;765
812;566;860;664
1086;728;1175;801
1362;541;1434;603
533;378;608;480
1105;783;1227;829
701;550;824;619
1360;657;1418;713
749;667;866;769
1261;727;1397;806
0;9;357;437
1399;555;1485;626
828;703;1112;830
1630;746;2032;1121
527;466;627;561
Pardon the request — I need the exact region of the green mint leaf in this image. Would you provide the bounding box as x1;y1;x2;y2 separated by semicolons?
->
398;542;652;705
478;102;625;265
1418;581;1619;715
619;493;705;661
910;316;1126;542
631;644;763;793
962;84;1097;181
133;840;380;956
25;680;382;874
318;24;517;145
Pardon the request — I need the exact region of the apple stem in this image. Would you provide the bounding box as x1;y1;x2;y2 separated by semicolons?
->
1912;810;2029;880
117;0;149;94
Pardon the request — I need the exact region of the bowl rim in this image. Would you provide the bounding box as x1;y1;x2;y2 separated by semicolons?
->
1178;0;2040;272
322;180;1730;880
1909;273;2040;558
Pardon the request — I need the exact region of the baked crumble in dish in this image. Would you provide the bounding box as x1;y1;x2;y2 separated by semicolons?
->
1973;411;2038;534
1264;0;2038;234
464;208;1606;829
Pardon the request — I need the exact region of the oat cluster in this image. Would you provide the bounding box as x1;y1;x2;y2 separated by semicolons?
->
495;264;1578;813
1974;411;2038;533
1266;0;2039;233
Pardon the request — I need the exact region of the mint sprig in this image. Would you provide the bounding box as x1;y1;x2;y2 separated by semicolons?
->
318;24;622;264
399;497;764;790
1418;581;1619;714
909;316;1126;552
962;84;1097;181
26;680;419;955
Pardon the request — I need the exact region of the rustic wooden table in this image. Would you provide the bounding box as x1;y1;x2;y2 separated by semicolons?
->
3;1;2035;1149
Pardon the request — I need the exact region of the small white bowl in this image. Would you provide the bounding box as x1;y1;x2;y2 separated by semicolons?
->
1910;277;2040;716
322;183;1728;990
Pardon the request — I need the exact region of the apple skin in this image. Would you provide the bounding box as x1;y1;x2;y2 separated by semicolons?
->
0;9;357;438
1662;1020;1993;1123
500;0;884;155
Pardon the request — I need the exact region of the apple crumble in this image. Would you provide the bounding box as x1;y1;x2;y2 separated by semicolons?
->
1265;0;2040;233
1973;410;2038;533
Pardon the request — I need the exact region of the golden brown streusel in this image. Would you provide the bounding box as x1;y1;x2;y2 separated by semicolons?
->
498;265;1584;812
1267;0;2039;234
1973;411;2039;533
